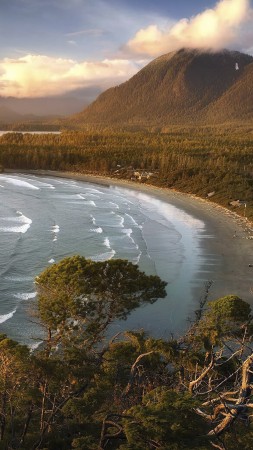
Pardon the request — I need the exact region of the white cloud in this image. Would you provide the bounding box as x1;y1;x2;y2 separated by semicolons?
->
0;54;139;97
1;0;252;99
124;0;252;57
66;29;104;37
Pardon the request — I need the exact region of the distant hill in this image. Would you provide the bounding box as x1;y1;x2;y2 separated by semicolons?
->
68;49;253;129
0;105;24;122
0;87;102;128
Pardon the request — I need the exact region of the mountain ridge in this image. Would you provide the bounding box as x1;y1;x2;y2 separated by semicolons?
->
68;48;253;129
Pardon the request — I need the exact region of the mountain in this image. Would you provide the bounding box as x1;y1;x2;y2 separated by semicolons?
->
69;49;253;129
0;86;102;127
0;105;24;122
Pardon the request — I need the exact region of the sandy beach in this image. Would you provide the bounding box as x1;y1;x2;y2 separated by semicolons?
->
6;169;253;306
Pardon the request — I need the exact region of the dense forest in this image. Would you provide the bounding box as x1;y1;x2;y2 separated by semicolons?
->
0;128;253;219
1;256;253;450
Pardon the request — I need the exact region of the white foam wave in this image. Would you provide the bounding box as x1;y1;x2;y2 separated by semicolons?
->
109;202;119;209
122;228;135;243
17;211;32;223
77;194;85;199
5;275;33;282
90;215;96;225
38;182;55;189
92;250;116;261
90;227;103;234
0;225;29;233
85;188;104;195
125;213;139;226
0;184;4;188
13;292;37;300
86;200;96;207
0;309;17;324
0;211;32;233
0;176;39;190
86;193;99;198
51;225;60;233
104;237;111;248
116;215;124;227
133;252;142;264
53;237;58;242
48;258;55;264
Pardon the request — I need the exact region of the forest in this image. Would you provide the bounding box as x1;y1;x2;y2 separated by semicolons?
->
1;128;253;449
0;127;253;219
1;256;253;450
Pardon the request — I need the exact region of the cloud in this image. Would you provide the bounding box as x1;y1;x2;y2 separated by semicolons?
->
124;0;252;57
0;54;139;98
66;29;104;37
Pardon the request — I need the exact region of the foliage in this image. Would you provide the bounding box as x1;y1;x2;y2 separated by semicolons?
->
1;260;253;449
36;255;167;345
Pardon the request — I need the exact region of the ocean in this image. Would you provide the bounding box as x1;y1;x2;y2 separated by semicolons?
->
0;173;216;348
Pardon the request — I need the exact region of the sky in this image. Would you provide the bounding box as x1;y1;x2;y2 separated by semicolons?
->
0;0;252;101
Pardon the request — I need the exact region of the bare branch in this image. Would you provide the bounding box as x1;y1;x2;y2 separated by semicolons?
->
189;353;214;393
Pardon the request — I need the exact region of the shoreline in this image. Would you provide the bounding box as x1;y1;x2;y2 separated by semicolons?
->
5;169;253;305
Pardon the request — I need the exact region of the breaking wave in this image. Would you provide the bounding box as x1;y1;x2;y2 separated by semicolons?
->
90;227;103;234
0;211;32;233
0;309;17;324
0;176;39;190
92;250;116;261
13;292;37;300
104;237;111;248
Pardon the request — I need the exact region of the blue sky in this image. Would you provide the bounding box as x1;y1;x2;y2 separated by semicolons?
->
0;1;229;59
0;0;252;98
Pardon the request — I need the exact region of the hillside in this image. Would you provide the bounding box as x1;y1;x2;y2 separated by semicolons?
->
68;49;253;129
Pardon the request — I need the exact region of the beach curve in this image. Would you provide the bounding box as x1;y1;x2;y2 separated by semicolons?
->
5;168;253;306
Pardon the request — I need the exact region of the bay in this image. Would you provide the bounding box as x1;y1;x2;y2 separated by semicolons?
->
0;173;214;347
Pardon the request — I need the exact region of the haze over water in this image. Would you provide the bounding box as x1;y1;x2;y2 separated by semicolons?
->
0;174;216;347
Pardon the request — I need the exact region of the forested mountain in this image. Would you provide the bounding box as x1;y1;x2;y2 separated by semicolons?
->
68;49;253;129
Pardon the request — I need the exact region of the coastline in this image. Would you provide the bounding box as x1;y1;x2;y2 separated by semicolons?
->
5;168;253;305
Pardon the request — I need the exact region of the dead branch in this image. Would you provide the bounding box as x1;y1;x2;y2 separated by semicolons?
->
189;353;214;393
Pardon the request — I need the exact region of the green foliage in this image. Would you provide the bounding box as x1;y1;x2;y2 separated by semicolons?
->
207;295;251;324
120;389;209;450
1;257;253;449
198;295;252;346
36;256;167;343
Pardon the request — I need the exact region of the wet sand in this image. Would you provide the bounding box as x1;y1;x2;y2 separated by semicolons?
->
6;169;253;306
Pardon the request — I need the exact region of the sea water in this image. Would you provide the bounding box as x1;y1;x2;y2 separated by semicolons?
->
0;173;216;347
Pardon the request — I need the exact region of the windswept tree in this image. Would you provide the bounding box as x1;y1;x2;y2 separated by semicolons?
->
28;256;167;448
35;256;167;350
